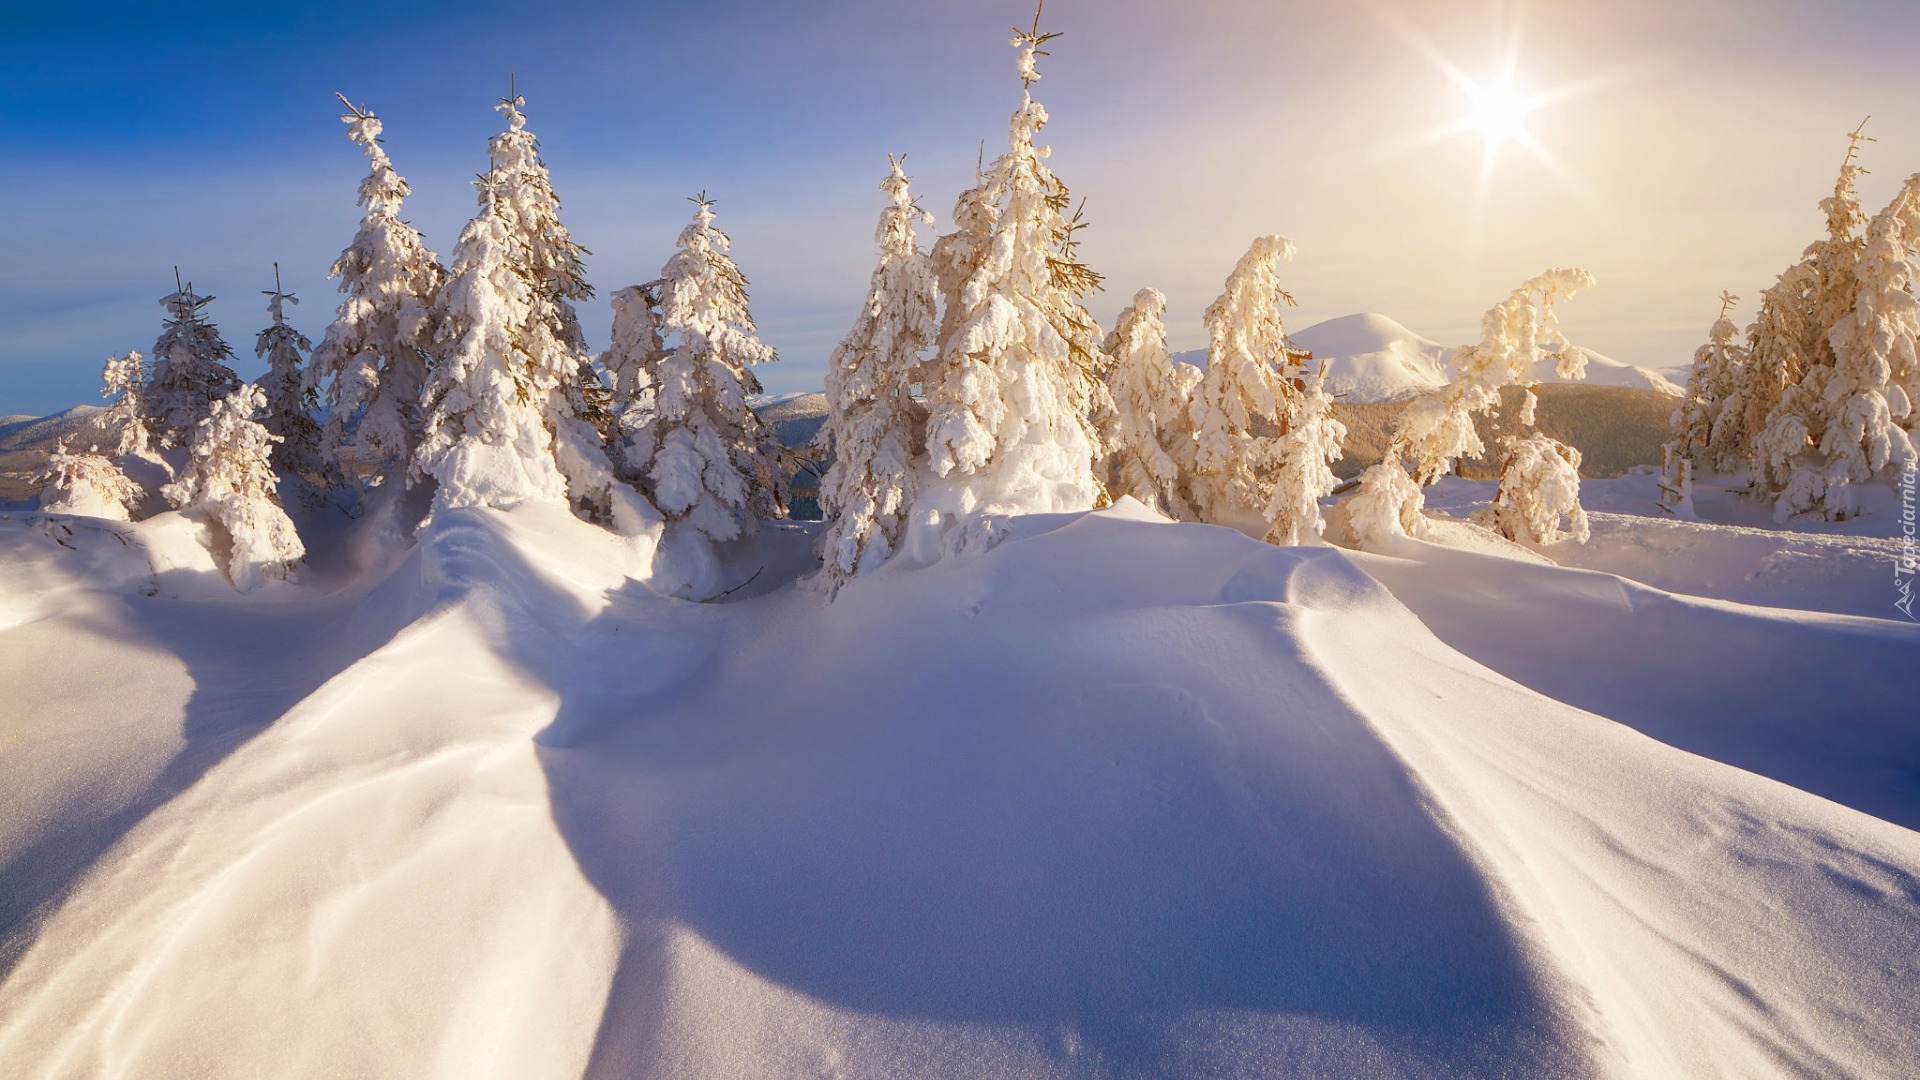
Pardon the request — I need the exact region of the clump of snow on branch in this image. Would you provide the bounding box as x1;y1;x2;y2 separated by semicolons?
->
1343;268;1594;547
415;90;649;534
622;195;784;544
161;385;305;591
1101;287;1198;519
310;96;446;480
142;281;242;449
914;19;1111;552
253;278;332;490
1263;367;1346;546
816;157;937;594
1476;432;1591;544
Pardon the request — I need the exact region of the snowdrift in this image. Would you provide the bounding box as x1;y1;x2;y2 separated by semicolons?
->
0;501;1916;1079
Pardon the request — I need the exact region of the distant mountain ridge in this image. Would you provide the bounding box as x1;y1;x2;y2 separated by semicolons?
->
1174;312;1682;401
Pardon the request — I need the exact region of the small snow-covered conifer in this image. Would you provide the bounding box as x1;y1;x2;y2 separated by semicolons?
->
101;349;149;457
1343;268;1594;546
1668;292;1750;475
1101;287;1196;518
416;88;649;532
916;14;1111;546
1345;460;1429;548
1477;432;1590;544
311;95;446;479
623;194;784;542
1187;234;1310;528
816;157;938;593
1657;442;1696;517
142;277;242;448
162;385;305;591
253;270;332;488
1263;367;1346;546
37;439;140;521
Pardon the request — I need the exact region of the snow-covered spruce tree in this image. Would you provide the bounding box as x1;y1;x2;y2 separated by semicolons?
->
253;272;332;489
815;157;938;594
1187;234;1311;530
311;95;446;480
915;13;1113;550
1667;292;1749;475
415;88;652;534
1476;432;1591;544
1345;268;1594;548
142;277;242;448
1264;367;1347;546
161;385;305;591
1661;292;1742;513
1747;126;1869;518
1756;168;1920;520
621;194;784;543
1758;126;1920;522
37;439;141;520
101;349;150;457
1101;287;1198;519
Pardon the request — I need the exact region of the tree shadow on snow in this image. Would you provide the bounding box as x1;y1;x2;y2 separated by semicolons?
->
534;523;1599;1078
0;561;430;979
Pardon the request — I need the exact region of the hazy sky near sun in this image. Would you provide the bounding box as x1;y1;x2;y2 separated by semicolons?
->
4;0;1920;414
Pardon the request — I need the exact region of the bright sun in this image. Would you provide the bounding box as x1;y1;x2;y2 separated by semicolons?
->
1461;74;1537;152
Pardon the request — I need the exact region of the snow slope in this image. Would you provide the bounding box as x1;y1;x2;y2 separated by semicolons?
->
1;498;1916;1078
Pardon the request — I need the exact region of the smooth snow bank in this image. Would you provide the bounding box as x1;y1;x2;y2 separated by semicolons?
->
1;501;1916;1078
1420;475;1912;620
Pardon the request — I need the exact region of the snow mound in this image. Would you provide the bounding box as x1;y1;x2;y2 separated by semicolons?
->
1543;347;1683;395
1;503;1917;1078
1290;312;1453;401
1174;312;1452;402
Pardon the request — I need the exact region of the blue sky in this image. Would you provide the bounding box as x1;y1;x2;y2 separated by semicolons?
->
5;0;1920;415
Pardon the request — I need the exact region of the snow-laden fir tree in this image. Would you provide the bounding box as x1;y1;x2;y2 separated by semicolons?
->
1263;366;1347;546
101;349;149;457
1667;292;1749;477
161;385;305;591
253;271;331;488
916;13;1113;549
1661;291;1742;513
415;88;652;534
1756;167;1920;520
1101;287;1199;519
620;194;784;542
142;278;242;448
311;95;446;480
1345;267;1594;548
816;157;938;594
1746;125;1871;519
1476;432;1591;544
1187;234;1312;531
37;439;142;520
